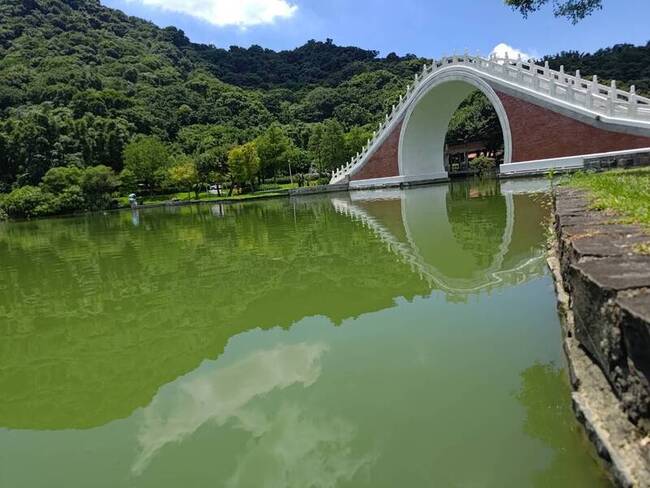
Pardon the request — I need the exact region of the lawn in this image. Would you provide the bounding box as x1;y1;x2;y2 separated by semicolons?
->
563;167;650;227
116;182;303;207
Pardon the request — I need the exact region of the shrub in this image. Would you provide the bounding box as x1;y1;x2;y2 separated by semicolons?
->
273;176;293;184
469;155;496;174
2;186;55;219
119;168;137;193
53;185;85;214
0;195;7;221
80;165;120;210
317;176;331;185
41;166;83;194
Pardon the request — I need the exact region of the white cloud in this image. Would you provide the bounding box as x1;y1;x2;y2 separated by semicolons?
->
132;0;298;27
490;43;537;61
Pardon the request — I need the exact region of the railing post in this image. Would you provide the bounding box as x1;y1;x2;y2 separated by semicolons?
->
629;85;637;118
559;65;565;84
550;76;557;97
486;53;495;71
609;80;617;116
532;68;539;90
566;80;574;103
544;61;550;78
585;76;596;110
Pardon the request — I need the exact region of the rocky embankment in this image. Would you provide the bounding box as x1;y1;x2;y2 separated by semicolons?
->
550;187;650;487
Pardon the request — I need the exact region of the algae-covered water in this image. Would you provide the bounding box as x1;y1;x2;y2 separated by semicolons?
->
0;179;610;487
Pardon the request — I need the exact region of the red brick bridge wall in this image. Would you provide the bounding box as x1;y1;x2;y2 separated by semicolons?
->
497;91;650;163
351;93;650;181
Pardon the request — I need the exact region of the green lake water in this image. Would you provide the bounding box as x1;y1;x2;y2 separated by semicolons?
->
0;178;611;487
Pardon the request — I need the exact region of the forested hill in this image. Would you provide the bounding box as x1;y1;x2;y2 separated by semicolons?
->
194;40;421;89
0;0;426;189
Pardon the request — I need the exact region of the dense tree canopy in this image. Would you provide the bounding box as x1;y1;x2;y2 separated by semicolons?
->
0;0;428;193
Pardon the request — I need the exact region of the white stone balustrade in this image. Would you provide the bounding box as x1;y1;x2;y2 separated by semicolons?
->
330;53;650;184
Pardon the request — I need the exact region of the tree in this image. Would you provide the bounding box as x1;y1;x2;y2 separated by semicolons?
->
307;123;325;173
505;0;603;23
255;123;292;181
319;119;346;175
168;158;199;199
176;124;242;155
308;120;347;176
119;169;137;194
227;143;260;193
285;146;311;182
41;166;83;194
80;165;120;210
196;148;228;195
344;126;371;161
122;136;171;193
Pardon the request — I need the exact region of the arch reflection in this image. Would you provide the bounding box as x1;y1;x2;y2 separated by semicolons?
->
332;178;549;301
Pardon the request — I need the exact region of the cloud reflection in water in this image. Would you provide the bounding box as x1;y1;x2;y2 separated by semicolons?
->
133;342;329;475
133;340;376;485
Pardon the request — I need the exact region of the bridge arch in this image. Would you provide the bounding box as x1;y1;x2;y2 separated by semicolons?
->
331;54;650;188
398;67;512;179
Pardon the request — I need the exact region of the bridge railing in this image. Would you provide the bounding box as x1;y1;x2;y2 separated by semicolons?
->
330;54;650;184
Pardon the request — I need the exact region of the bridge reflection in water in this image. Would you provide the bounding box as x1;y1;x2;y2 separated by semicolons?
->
0;179;610;487
332;178;551;301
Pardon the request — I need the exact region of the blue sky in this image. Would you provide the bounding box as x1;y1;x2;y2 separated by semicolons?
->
102;0;650;59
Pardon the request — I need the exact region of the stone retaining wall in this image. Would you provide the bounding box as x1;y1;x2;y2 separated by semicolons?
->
552;187;650;486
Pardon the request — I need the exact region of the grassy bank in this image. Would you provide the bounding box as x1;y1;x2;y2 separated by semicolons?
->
563;167;650;227
116;183;302;207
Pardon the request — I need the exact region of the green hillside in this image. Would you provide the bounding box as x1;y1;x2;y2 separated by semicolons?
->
0;0;426;191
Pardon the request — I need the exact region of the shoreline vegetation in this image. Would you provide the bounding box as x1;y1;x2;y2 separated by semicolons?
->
0;177;319;222
4;166;650;223
562;167;650;228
